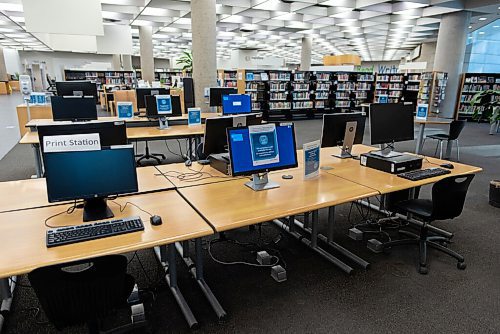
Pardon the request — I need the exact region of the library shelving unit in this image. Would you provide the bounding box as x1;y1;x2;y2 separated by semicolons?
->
290;71;314;118
375;73;405;103
154;70;184;86
456;73;500;119
64;70;137;90
333;72;356;111
355;72;375;106
267;70;292;119
403;73;421;106
417;71;448;116
311;71;333;114
218;70;238;88
237;69;269;115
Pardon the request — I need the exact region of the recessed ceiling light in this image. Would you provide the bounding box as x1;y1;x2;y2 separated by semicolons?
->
478;31;485;34
468;25;472;29
478;17;487;21
494;26;499;28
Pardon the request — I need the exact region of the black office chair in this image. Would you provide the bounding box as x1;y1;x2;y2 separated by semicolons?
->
136;141;166;166
28;255;147;333
425;120;466;161
375;174;474;275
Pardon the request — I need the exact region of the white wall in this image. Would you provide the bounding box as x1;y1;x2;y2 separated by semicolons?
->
3;49;22;75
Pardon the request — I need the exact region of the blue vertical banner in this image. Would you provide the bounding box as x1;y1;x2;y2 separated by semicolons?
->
188;107;201;126
117;102;134;119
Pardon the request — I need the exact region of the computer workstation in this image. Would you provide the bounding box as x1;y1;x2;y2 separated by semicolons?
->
209;87;237;112
50;96;98;122
321;112;366;159
136;87;169;110
55;81;98;101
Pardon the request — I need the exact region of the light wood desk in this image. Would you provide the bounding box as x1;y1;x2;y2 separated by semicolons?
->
0;191;212;278
414;117;453;155
0;166;175;213
17;104;53;136
156;162;239;188
179;168;377;233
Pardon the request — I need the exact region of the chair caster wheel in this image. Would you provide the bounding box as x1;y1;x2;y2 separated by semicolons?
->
418;266;428;275
457;262;466;270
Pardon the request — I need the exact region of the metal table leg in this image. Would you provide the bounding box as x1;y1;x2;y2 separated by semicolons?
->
32;144;43;178
444;139;453;160
415;123;426;154
154;245;198;328
174;239;226;321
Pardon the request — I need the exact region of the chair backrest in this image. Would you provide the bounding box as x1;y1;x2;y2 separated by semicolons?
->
448;120;466;140
28;255;134;330
431;174;475;220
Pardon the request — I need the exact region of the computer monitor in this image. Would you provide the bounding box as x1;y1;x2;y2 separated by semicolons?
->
44;146;138;222
227;123;298;191
136;88;169;109
56;81;97;100
209;87;237;107
203;113;263;157
145;95;182;118
51;96;98;122
370;103;415;157
37;121;128;154
321;112;366;148
222;94;252;115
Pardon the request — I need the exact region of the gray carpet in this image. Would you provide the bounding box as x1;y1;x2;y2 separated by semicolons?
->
2;118;500;333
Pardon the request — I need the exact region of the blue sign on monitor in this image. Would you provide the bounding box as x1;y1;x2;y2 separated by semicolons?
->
222;94;252;115
156;95;172;114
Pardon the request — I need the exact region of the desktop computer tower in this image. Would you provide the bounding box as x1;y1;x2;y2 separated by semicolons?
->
209;153;231;176
360;153;422;174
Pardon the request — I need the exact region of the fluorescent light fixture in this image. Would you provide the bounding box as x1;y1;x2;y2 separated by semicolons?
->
478;17;487;21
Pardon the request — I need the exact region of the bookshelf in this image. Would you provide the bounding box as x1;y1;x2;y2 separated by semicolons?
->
375;73;404;103
64;70;137;90
218;70;238;88
312;72;333;113
417;71;448;116
456;73;500;119
268;70;292;119
290;71;314;118
237;69;269;115
403;73;421;106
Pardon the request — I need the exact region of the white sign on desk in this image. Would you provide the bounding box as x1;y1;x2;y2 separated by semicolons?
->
43;133;101;153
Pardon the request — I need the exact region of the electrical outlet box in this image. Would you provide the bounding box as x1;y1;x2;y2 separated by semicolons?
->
256;251;271;265
271;265;287;283
348;227;364;241
367;239;384;253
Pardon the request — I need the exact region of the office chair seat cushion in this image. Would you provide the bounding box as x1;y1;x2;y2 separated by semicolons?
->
396;199;433;219
427;133;450;140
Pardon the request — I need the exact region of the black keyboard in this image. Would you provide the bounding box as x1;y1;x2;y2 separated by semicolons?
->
398;168;451;181
46;216;144;248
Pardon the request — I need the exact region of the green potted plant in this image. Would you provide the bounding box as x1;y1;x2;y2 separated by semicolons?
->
469;89;500;135
176;51;193;73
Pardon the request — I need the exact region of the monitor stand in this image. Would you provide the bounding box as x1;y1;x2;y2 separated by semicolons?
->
245;173;280;191
332;121;357;159
158;116;169;129
370;144;403;158
83;198;114;222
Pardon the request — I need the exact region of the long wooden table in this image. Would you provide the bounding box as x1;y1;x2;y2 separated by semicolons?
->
0;166;175;213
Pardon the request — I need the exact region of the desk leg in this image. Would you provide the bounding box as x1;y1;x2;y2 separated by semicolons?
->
311;210;319;248
194;136;201;160
174;239;226;321
303;212;310;229
154;245;198;328
444;140;453;160
273;218;354;274
0;277;15;333
415;123;426;155
32;144;43;178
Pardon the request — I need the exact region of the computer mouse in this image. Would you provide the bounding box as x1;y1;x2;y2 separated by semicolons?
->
440;163;454;169
282;174;293;180
150;215;162;226
184;159;192;167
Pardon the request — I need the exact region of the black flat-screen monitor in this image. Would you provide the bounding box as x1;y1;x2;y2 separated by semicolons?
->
370;103;414;145
203;113;263;156
136;88;169;109
37;121;128;154
56;81;97;100
51;96;98;122
209;87;237;107
321;112;366;148
145;95;182;118
44;146;138;222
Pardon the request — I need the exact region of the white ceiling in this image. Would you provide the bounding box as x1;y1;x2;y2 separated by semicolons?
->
0;0;498;63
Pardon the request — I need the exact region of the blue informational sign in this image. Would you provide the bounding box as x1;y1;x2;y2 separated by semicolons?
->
303;140;320;179
188;107;201;125
416;103;429;120
249;124;280;166
117;102;133;119
156;95;172;115
378;95;388;103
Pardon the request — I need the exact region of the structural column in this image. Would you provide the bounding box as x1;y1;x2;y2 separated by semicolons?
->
433;11;470;118
300;37;312;71
122;54;133;71
139;26;155;83
191;0;217;112
111;54;122;71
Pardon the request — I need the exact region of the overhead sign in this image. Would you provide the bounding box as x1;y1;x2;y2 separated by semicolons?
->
43;133;101;153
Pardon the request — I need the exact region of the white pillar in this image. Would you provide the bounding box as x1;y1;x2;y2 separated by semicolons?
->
112;54;121;71
433;11;470;118
0;48;9;81
300;37;312;71
139;26;155;83
122;55;133;71
191;0;217;112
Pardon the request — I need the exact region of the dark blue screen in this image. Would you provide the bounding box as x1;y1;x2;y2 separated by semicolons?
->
228;124;297;175
222;94;252;115
44;147;138;202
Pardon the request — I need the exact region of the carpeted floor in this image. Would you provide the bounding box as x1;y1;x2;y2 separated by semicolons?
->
1;117;499;333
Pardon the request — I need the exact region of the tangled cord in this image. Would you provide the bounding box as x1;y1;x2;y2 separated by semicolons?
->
154;164;234;183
